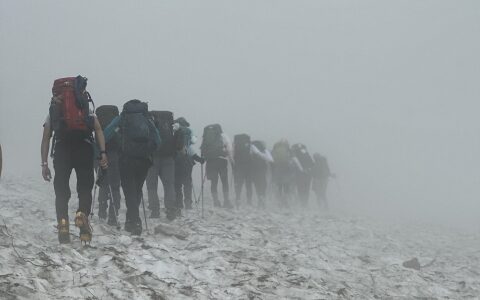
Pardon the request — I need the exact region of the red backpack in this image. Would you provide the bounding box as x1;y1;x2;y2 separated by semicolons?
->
50;76;94;133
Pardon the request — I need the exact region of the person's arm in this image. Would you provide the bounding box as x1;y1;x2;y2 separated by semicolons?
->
251;145;274;163
103;115;121;143
41;121;52;181
292;156;304;173
148;120;162;148
93;116;108;169
222;133;234;163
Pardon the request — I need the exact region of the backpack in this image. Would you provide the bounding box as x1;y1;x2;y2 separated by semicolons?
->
292;143;314;172
120;100;156;158
96;105;120;150
150;111;175;156
49;76;94;136
201;124;225;160
233;134;251;165
272;141;291;165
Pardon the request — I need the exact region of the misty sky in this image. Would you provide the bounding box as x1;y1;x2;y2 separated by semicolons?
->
1;1;479;228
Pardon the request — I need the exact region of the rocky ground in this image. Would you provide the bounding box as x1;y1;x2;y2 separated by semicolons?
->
1;176;479;299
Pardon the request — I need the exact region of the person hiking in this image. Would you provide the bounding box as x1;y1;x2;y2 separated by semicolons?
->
312;153;335;209
250;140;274;208
95;105;122;223
145;111;181;221
173;117;205;210
291;143;314;207
40;76;108;244
103;100;161;235
271;139;298;208
200;124;233;208
232;134;273;208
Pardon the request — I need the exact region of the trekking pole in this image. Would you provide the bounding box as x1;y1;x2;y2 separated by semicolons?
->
141;193;149;232
201;163;204;219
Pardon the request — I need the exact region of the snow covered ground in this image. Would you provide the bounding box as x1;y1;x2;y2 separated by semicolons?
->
1;175;479;299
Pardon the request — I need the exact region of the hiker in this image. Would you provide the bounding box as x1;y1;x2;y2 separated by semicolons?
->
250;140;274;208
40;76;107;244
291;143;314;207
232;134;273;208
312;153;334;209
173;117;205;210
271;139;297;207
200;124;233;208
103;100;161;235
145;111;182;221
95;105;122;223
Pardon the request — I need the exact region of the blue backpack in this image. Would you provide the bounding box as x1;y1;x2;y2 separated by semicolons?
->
120;100;156;158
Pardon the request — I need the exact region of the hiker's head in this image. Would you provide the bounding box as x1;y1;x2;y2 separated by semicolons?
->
175;117;190;127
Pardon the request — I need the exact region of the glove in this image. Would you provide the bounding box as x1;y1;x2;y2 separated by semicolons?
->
193;154;206;164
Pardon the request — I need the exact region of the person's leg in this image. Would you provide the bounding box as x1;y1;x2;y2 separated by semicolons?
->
256;171;267;208
120;157;139;227
174;157;185;210
184;162;194;209
245;168;253;205
234;167;242;203
145;157;160;212
108;151;122;210
234;167;245;206
97;183;108;218
219;159;231;207
208;161;221;207
133;158;150;232
53;143;73;222
73;142;94;217
320;179;329;209
160;156;177;210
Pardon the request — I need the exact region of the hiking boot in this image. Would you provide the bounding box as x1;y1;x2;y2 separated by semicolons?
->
258;199;266;209
176;208;183;218
166;208;177;221
57;219;70;244
107;210;118;227
131;220;142;236
150;209;161;219
98;208;107;220
124;219;133;233
75;212;92;245
213;199;221;208
223;200;234;209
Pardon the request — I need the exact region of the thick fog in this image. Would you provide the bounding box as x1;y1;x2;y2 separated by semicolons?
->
1;1;479;229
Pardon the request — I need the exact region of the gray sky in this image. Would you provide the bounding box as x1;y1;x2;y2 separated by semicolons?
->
1;0;479;228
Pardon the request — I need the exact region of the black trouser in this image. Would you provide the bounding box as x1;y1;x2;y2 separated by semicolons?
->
175;154;194;208
98;151;121;212
206;158;229;204
119;156;151;223
146;155;176;211
53;139;94;222
251;168;267;203
296;173;312;206
313;178;329;208
234;166;252;203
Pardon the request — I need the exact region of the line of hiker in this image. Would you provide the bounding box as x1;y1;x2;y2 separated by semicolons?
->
40;75;335;245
